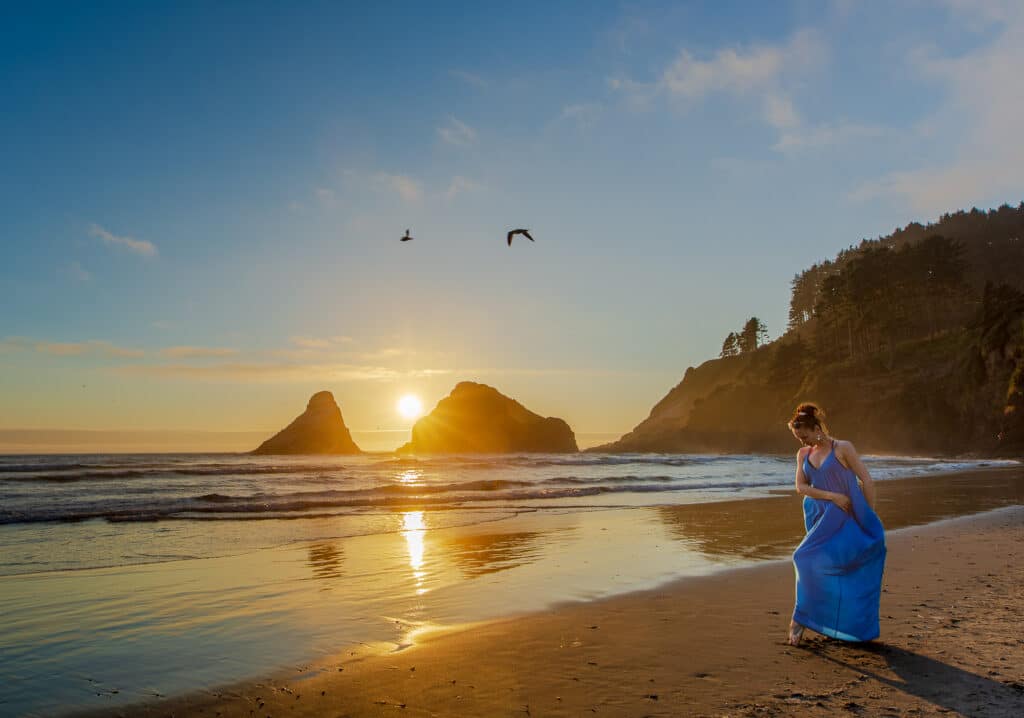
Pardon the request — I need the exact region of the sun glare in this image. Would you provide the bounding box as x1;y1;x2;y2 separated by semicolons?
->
398;394;424;419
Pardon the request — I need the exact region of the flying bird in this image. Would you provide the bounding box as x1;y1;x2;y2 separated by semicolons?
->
400;229;414;242
507;228;534;246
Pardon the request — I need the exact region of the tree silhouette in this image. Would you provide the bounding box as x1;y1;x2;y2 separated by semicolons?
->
738;317;767;353
720;332;739;358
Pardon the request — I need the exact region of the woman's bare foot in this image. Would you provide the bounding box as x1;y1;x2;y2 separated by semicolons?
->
788;620;805;646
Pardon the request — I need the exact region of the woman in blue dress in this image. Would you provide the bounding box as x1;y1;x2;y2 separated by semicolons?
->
787;403;886;646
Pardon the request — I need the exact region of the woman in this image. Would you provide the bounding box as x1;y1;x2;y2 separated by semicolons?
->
787;403;886;646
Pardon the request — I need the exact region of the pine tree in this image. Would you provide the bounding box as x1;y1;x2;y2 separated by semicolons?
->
720;332;739;357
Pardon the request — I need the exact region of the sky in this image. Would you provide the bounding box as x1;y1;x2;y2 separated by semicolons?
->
2;1;1023;449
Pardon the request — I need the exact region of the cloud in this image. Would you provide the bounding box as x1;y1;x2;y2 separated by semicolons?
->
159;346;238;358
762;94;800;129
28;339;145;358
437;117;478;147
609;29;827;138
113;361;453;383
662;46;783;99
374;173;423;202
88;223;158;257
0;336;32;353
852;5;1024;214
444;175;482;200
450;69;488;88
774;122;887;151
644;29;823;102
289;335;353;349
290;336;331;349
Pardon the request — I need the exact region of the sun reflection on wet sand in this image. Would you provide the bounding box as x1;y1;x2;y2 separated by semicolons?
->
402;511;428;594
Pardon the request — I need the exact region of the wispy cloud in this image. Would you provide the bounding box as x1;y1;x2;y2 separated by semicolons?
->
0;337;32;353
437;117;478;147
374;172;423;202
444;175;482;200
18;339;146;358
450;69;488;88
774;122;887;151
289;335;352;349
113;362;453;383
88;223;158;257
852;4;1024;213
762;94;800;129
609;29;826;137
159;346;238;358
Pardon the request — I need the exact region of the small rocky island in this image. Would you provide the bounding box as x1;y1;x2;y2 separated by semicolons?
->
252;391;361;455
397;381;578;453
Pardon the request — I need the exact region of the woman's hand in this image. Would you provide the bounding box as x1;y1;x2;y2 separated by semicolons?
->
830;492;853;514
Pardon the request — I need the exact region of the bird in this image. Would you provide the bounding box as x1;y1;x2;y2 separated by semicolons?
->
400;229;414;242
507;228;534;246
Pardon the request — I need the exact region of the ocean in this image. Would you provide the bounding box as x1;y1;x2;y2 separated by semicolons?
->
0;452;1019;716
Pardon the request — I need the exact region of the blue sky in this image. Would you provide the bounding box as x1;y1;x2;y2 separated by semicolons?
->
2;1;1022;444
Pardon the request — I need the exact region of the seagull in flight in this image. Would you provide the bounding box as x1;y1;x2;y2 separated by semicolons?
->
507;228;534;246
400;229;413;242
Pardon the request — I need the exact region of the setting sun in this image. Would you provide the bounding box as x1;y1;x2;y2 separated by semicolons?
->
397;394;424;420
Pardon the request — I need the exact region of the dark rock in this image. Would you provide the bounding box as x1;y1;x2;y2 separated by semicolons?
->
397;382;577;454
253;391;361;455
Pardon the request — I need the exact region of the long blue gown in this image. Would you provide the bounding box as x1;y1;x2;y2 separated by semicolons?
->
792;441;886;641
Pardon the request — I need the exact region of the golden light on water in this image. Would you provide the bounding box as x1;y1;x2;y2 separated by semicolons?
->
398;468;422;485
397;394;424;420
401;511;428;594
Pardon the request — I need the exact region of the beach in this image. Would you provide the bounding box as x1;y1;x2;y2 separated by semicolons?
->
58;468;1024;718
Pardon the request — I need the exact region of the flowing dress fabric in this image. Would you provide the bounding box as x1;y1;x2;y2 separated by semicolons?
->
792;444;886;641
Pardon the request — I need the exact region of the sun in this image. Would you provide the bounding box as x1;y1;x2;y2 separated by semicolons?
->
397;394;424;420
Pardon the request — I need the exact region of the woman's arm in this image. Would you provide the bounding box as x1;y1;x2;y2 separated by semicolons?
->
794;447;852;512
837;441;877;509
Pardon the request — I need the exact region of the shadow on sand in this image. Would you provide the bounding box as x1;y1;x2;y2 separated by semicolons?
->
814;641;1024;716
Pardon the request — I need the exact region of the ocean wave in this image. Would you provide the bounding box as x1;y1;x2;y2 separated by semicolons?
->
0;477;776;525
0;464;359;483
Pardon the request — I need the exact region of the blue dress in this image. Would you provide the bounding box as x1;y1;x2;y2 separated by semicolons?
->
792;441;886;641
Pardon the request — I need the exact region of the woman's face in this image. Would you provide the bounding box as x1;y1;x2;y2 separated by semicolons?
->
790;423;820;446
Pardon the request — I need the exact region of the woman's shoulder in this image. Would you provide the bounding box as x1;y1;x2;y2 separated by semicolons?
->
833;439;861;466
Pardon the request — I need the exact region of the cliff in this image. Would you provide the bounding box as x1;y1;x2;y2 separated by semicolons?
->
593;293;1024;456
593;203;1024;457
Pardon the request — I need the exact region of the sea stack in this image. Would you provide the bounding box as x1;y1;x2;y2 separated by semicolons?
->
253;391;361;455
397;381;578;453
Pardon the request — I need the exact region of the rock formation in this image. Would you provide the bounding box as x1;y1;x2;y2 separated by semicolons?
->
397;381;578;453
253;391;361;455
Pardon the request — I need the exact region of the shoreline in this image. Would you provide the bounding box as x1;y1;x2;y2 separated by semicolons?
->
72;482;1024;717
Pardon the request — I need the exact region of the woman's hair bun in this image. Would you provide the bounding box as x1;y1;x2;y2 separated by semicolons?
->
797;403;823;418
790;403;827;432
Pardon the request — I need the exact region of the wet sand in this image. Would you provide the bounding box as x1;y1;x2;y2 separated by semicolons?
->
76;468;1024;717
